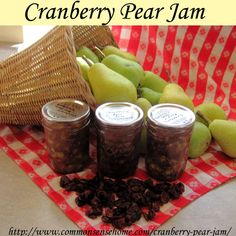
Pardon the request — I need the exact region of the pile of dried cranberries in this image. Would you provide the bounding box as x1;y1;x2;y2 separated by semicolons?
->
60;175;184;229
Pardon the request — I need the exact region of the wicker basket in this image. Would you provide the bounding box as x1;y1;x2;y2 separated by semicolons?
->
72;26;117;50
0;26;117;125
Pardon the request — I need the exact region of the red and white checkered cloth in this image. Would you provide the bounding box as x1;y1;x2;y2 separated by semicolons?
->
0;26;236;236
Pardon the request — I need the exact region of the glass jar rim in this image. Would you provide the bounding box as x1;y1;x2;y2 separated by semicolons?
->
147;103;195;129
42;99;90;123
95;102;144;128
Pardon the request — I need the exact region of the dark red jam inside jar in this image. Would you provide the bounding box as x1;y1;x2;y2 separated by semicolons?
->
146;103;195;181
42;99;90;174
95;102;144;179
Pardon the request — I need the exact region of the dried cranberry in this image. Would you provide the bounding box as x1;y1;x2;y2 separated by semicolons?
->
113;198;127;208
112;217;127;229
104;208;113;218
132;192;145;206
163;182;171;190
96;190;111;206
168;185;180;200
112;207;126;218
90;197;102;208
155;182;171;193
102;215;112;224
79;189;94;202
144;190;158;201
75;183;85;193
160;191;170;204
143;209;155;221
116;190;131;201
71;178;81;184
86;206;102;219
77;179;89;189
114;180;127;193
103;178;115;191
65;182;79;192
144;178;154;190
151;201;160;212
59;175;71;188
176;182;185;194
126;203;141;223
129;184;145;193
85;208;97;219
127;178;143;188
93;207;102;216
75;196;86;207
60;175;185;230
96;190;107;199
90;174;101;186
121;202;131;210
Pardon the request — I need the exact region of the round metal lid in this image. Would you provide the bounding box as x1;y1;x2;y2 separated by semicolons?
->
147;103;195;128
42;99;90;122
95;102;143;126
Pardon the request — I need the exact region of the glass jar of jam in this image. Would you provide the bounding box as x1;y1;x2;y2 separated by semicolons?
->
146;103;195;181
95;102;143;179
42;99;90;174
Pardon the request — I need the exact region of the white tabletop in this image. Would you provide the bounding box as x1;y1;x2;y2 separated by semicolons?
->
0;150;235;235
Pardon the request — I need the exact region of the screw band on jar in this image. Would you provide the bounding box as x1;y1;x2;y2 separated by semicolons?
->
95;102;144;179
146;103;195;181
42;99;91;174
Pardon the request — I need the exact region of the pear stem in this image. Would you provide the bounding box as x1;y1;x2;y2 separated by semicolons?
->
93;46;105;60
82;55;93;67
137;86;142;98
196;111;211;126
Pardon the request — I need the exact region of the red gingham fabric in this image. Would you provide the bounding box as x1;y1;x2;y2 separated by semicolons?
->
1;26;236;236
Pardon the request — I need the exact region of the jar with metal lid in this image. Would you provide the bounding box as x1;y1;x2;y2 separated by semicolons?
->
95;102;144;179
42;99;90;174
146;103;195;181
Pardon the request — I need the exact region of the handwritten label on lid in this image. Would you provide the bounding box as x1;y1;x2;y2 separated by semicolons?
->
43;100;89;122
149;105;195;128
96;103;143;126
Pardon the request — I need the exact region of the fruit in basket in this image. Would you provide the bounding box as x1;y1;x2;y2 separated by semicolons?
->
88;63;137;104
135;98;152;118
195;103;227;126
209;120;236;158
141;71;168;93
159;83;194;111
140;87;161;105
76;57;94;81
189;122;212;158
102;45;138;62
76;46;99;63
102;55;144;88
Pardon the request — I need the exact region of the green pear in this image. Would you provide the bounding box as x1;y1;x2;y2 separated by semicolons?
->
141;71;168;93
76;57;94;81
189;122;212;158
209;120;236;158
135;98;151;153
76;46;99;63
102;45;138;62
135;98;152;119
140;87;162;105
88;63;137;104
102;55;144;88
195;103;227;126
159;83;194;111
